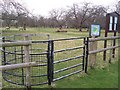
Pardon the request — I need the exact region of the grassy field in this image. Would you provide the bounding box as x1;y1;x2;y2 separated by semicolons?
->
1;27;119;89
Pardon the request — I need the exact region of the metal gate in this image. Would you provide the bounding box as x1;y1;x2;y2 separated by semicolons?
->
1;35;86;87
47;37;86;85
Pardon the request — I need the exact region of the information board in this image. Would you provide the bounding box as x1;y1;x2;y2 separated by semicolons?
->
90;24;100;37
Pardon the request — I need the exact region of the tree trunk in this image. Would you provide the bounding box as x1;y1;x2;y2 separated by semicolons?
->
23;23;26;30
79;26;82;32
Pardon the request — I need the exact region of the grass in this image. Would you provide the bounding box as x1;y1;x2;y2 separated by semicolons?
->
1;27;119;89
52;61;118;88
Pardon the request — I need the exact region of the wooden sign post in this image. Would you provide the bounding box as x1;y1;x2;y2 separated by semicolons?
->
104;12;120;61
89;24;100;68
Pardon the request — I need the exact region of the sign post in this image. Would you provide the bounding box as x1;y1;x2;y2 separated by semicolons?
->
104;12;119;61
89;24;100;68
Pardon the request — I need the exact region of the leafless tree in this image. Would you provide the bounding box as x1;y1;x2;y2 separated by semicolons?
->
49;8;66;29
0;0;29;30
116;1;120;14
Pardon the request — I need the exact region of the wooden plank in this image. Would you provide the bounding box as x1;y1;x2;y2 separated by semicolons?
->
89;36;120;42
0;41;31;47
0;62;36;71
89;45;120;54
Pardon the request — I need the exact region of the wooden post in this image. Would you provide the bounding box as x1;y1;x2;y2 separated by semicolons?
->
109;40;113;63
118;32;120;61
112;32;116;58
0;36;2;89
24;35;31;90
103;31;107;61
89;36;97;68
0;47;2;90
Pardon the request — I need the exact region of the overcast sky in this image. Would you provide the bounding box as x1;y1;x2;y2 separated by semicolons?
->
20;0;118;17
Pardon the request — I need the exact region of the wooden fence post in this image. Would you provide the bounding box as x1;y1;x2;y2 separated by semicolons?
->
89;36;97;68
24;35;31;90
0;46;2;90
109;40;113;63
118;33;120;61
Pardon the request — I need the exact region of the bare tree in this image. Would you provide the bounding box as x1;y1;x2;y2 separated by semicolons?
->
116;1;120;14
49;8;66;29
0;0;29;30
68;3;94;31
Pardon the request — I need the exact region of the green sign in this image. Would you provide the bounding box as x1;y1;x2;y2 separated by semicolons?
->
90;24;100;37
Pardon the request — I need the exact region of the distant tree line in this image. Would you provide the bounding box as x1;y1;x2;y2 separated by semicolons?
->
0;0;120;31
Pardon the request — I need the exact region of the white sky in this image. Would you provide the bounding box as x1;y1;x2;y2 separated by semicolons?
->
20;0;118;17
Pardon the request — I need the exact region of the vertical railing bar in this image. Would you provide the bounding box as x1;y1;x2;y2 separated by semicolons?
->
85;37;89;73
21;46;24;85
13;35;17;64
2;37;6;65
51;40;54;82
82;38;86;70
47;40;51;85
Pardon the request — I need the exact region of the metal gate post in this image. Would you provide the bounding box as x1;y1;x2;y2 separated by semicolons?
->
50;40;54;82
2;37;6;65
82;38;86;70
85;37;89;73
47;40;54;85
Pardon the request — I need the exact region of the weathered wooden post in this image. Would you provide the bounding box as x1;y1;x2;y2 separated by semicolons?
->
0;37;2;90
109;39;113;63
89;36;97;68
24;35;31;90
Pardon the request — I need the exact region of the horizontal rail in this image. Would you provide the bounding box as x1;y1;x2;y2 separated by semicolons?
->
53;70;83;82
54;46;84;53
89;36;120;42
54;55;84;64
89;45;120;54
54;63;82;74
53;37;85;41
31;40;49;43
0;62;36;71
4;71;47;77
14;34;50;37
0;41;31;47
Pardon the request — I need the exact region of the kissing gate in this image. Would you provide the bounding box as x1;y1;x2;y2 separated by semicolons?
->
1;34;86;88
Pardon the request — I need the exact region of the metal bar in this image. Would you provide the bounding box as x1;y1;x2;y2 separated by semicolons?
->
4;71;47;77
54;63;82;74
54;46;84;53
82;38;86;70
54;55;84;64
89;45;120;54
51;41;54;82
85;37;89;73
47;41;51;85
31;40;48;44
53;70;83;82
3;75;48;86
21;46;24;85
2;37;6;65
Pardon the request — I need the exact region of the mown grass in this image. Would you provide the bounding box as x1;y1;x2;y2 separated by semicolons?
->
1;27;119;89
50;60;118;88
